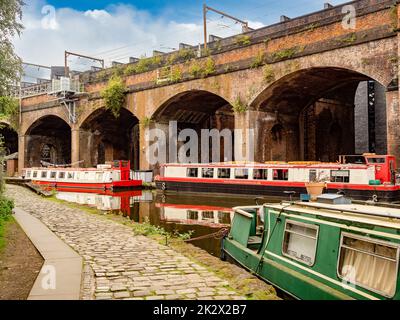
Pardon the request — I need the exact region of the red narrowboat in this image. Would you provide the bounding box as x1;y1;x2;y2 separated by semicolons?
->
23;160;143;191
155;154;400;202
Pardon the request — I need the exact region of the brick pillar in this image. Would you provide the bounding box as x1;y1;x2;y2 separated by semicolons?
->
17;134;26;175
386;90;400;166
71;128;80;168
140;122;169;173
388;6;400;166
234;110;258;162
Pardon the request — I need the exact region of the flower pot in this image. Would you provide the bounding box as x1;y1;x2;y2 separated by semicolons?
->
305;182;326;201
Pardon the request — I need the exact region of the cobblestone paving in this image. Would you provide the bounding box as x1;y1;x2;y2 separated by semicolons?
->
6;185;245;300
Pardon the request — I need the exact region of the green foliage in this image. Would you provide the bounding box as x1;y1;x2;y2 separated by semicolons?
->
177;48;196;61
134;58;152;73
189;57;216;78
101;76;126;118
263;38;271;46
96;70;109;81
140;116;153;128
232;96;248;114
390;4;399;32
0;134;14;250
170;67;183;83
203;57;216;77
251;51;266;68
131;218;194;244
112;65;124;77
263;64;275;83
0;0;24;96
201;48;211;57
272;47;298;61
0;197;14;221
215;40;223;52
224;65;233;73
235;35;251;46
189;61;202;78
0;96;19;130
304;23;319;32
123;64;136;76
339;33;357;44
127;56;163;74
167;48;196;66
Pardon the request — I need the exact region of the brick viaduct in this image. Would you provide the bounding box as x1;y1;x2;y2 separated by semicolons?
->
6;0;400;174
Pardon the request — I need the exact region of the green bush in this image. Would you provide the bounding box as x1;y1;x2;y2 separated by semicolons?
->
0;96;19;130
101;75;126;118
0;197;14;220
189;57;216;78
0;196;14;250
235;35;251;46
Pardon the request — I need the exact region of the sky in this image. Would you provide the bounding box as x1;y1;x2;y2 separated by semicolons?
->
12;0;345;77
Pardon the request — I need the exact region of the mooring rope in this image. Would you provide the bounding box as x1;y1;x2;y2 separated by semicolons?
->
184;228;230;242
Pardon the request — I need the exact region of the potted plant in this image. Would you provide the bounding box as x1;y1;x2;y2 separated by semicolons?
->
305;172;328;201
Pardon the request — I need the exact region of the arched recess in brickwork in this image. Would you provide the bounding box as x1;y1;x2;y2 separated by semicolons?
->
250;67;388;162
25;115;71;167
79;107;140;169
0;122;18;156
150;90;235;168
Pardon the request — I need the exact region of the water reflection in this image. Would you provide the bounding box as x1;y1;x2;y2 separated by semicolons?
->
56;190;270;256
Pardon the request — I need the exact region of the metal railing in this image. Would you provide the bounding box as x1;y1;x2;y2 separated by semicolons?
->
11;77;83;99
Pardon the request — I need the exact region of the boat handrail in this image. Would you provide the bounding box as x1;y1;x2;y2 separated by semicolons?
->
233;206;262;219
292;202;400;220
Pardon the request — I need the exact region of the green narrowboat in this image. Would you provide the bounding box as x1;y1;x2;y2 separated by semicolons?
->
222;199;400;300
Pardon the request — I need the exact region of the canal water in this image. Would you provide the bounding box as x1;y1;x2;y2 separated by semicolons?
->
55;189;278;256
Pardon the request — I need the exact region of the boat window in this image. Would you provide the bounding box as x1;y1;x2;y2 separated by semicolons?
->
253;169;268;180
218;168;231;179
331;170;350;183
218;211;232;224
26;171;31;178
59;172;65;179
338;234;399;298
187;210;199;220
309;170;317;182
50;172;57;179
67;172;75;179
187;168;198;178
33;171;38;178
273;169;289;181
41;171;47;178
202;211;215;221
95;172;103;180
367;157;386;164
282;220;319;266
235;168;249;180
202;168;214;179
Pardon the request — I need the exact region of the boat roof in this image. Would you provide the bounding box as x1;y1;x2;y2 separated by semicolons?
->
264;202;400;230
24;167;116;172
162;162;371;169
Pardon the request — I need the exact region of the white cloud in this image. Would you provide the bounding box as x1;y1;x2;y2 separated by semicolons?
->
12;1;265;71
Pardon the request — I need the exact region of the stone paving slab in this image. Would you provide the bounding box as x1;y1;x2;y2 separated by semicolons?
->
6;185;245;300
13;207;83;300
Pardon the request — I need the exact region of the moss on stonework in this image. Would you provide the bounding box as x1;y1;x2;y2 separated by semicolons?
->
390;4;399;32
251;51;266;68
263;64;275;83
339;33;357;44
232;96;248;114
235;35;251;46
272;47;298;61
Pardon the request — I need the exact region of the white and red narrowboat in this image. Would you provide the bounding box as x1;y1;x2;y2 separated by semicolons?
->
155;154;400;202
23;160;143;191
157;203;234;228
